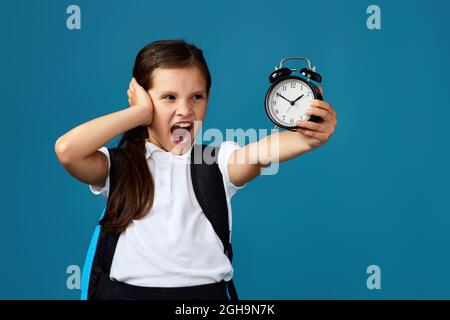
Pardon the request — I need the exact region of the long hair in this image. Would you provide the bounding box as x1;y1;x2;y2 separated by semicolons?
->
100;39;212;233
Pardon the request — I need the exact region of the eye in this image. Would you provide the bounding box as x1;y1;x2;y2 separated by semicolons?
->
192;94;204;100
162;95;175;101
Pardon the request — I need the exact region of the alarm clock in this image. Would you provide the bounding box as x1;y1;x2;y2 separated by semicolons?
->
265;57;323;131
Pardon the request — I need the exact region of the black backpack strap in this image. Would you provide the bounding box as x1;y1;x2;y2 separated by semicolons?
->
88;147;124;300
190;144;239;300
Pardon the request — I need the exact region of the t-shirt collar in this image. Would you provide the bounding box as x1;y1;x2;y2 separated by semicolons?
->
145;139;193;160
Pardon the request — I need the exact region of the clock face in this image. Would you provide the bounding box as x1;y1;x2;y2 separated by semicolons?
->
265;77;315;129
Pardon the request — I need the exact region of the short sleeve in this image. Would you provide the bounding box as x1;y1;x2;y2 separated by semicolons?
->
217;141;246;198
89;147;110;198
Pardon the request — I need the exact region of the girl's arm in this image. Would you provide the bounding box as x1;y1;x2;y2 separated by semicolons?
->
228;98;337;187
54;78;153;187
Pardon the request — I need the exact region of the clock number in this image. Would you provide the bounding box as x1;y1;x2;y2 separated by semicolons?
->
282;115;286;121
290;118;294;125
282;85;287;91
291;82;296;88
272;100;276;106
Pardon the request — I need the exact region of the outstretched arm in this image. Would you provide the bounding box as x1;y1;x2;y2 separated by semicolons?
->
227;97;338;187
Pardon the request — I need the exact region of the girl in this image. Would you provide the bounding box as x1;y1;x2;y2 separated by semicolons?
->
55;39;337;300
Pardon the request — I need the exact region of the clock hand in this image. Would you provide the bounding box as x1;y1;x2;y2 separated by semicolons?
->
293;94;304;104
286;94;305;121
276;92;293;104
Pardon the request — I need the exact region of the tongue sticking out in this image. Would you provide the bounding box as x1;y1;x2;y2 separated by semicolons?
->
170;126;192;144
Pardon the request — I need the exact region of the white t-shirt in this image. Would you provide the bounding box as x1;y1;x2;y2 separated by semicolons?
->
89;140;244;287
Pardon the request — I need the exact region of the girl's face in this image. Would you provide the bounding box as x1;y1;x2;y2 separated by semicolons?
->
147;66;209;155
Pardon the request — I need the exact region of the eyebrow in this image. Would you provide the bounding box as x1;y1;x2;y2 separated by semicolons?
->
159;90;206;96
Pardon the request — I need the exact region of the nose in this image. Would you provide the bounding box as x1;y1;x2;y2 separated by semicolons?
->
176;99;194;117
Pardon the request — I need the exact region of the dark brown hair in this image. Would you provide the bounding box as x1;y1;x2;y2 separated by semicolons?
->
100;39;212;233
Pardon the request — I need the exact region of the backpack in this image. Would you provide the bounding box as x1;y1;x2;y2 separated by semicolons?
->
80;144;238;300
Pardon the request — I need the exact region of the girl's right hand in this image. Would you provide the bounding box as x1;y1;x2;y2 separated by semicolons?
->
127;77;154;126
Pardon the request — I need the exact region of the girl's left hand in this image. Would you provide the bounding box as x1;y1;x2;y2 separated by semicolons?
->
295;87;337;148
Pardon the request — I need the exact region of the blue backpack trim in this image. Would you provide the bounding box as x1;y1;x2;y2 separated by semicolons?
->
80;207;106;300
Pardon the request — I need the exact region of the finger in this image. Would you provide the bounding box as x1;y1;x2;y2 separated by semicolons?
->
308;103;335;121
132;77;140;88
128;98;131;106
310;100;336;116
305;106;332;121
296;120;330;133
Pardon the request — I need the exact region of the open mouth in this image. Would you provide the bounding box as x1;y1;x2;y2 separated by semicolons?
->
170;121;194;144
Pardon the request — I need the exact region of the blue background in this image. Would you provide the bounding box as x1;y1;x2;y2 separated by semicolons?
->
1;0;449;299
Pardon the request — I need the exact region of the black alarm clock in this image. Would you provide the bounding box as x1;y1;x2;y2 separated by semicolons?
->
265;57;323;131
